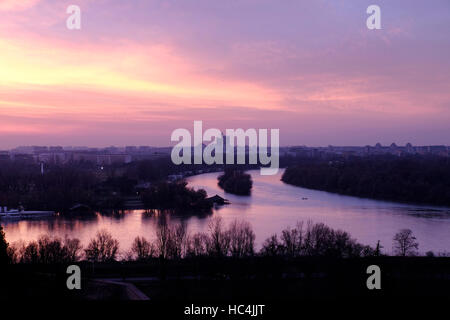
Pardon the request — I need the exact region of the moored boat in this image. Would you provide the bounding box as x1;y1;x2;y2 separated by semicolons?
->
0;206;55;219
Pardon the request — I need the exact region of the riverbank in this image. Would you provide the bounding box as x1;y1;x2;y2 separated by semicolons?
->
282;155;450;207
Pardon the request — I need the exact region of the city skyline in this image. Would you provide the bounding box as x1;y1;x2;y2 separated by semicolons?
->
3;141;450;151
1;0;450;148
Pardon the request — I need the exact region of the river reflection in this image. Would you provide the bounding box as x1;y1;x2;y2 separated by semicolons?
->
2;169;450;254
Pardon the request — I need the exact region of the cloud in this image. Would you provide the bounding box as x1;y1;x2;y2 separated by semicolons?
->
0;0;40;11
1;0;450;147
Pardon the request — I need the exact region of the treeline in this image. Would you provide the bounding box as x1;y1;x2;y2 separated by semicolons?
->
282;155;450;206
0;158;212;212
218;168;253;195
0;161;98;211
2;218;440;265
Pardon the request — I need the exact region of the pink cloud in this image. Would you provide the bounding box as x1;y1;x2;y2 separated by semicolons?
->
0;0;40;11
0;0;449;147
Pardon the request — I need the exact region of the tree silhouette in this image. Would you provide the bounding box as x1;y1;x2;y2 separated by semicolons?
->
393;229;419;256
0;225;9;264
375;240;383;256
85;230;119;262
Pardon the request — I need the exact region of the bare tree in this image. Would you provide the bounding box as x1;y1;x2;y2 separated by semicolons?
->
374;240;383;256
11;237;82;264
302;220;315;255
85;229;119;262
64;237;83;262
0;225;10;264
7;245;19;264
186;232;209;257
37;235;65;264
280;221;304;257
260;234;282;257
20;241;39;263
131;236;155;261
168;223;188;259
393;229;419;256
228;220;255;258
260;220;374;258
155;222;171;259
206;217;230;257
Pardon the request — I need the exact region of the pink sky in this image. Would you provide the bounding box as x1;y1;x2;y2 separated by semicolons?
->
1;0;449;148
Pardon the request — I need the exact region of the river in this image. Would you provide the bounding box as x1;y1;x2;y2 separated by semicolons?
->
2;169;450;254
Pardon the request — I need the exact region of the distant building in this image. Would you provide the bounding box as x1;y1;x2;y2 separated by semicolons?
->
405;143;414;153
38;153;67;163
49;146;64;152
0;151;10;161
206;195;230;205
125;146;138;154
71;153;131;165
11;146;34;154
97;154;132;165
32;146;48;154
10;154;34;162
138;146;152;153
102;146;120;154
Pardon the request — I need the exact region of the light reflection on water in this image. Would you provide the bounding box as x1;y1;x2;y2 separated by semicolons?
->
2;169;450;254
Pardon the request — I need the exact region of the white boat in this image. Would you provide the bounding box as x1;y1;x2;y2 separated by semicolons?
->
0;206;55;219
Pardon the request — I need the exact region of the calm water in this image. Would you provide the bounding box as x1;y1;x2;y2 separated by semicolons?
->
2;169;450;254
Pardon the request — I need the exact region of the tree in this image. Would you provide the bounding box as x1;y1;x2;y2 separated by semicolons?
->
167;223;188;259
186;232;209;257
218;168;253;195
12;237;82;264
85;230;119;262
281;155;450;207
374;240;383;256
131;236;155;261
280;222;304;257
0;225;10;264
393;229;419;256
228;220;255;258
206;217;230;257
37;235;68;264
21;241;39;263
64;237;83;262
260;234;282;257
155;221;171;259
260;220;375;258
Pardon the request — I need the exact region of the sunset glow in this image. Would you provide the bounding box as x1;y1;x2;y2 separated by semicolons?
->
1;0;449;147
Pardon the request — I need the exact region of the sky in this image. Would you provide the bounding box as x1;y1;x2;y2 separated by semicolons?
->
0;0;449;148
